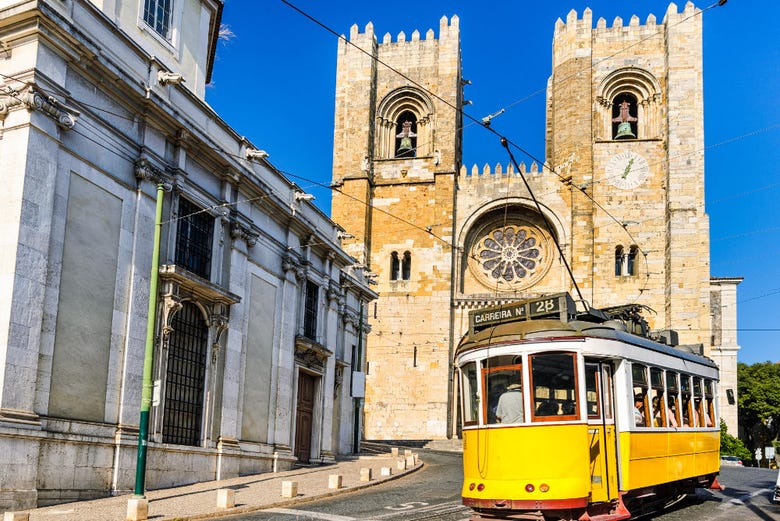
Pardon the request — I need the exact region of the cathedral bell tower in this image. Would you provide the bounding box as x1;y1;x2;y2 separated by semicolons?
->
546;3;711;350
330;17;463;440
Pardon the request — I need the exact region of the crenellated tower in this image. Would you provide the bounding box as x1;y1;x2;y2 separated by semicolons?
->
546;2;710;351
331;17;463;440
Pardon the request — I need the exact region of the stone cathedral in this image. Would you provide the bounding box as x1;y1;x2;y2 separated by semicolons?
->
330;3;740;441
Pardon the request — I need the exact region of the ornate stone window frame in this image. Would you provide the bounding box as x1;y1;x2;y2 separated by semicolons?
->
376;86;435;159
151;264;240;446
596;67;662;141
614;244;639;277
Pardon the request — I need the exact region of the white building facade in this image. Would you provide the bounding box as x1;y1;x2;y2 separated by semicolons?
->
0;0;375;510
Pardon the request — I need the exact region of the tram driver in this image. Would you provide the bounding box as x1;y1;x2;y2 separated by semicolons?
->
496;383;524;424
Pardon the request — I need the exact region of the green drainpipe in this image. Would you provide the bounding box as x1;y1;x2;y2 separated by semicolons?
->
134;182;164;497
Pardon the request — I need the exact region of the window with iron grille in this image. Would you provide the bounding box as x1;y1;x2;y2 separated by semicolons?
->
304;280;318;340
175;198;213;280
143;0;173;40
162;301;208;446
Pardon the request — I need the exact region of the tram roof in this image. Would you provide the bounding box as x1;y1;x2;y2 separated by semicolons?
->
455;318;718;370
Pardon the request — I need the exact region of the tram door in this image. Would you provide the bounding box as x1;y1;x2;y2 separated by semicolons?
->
585;361;619;502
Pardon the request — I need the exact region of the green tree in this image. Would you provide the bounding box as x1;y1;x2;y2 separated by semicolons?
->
720;419;752;462
737;361;780;461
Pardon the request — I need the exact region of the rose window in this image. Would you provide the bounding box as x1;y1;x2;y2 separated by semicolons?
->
470;224;550;290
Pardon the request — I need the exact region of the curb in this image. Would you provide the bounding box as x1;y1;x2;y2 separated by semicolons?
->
154;461;425;521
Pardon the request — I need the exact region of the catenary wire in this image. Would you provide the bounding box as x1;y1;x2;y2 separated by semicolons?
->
5;1;766;310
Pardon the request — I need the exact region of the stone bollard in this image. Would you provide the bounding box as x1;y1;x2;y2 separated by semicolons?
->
396;458;407;470
404;449;412;457
380;466;392;476
328;474;343;489
391;447;399;457
4;513;30;521
406;455;415;467
281;480;298;498
216;488;235;509
360;467;372;482
126;497;149;521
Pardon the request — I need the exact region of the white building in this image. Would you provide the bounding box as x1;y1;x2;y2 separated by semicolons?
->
0;0;376;510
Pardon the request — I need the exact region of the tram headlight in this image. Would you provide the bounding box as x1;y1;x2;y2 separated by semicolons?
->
477;483;485;492
525;483;535;493
539;483;550;493
469;483;475;491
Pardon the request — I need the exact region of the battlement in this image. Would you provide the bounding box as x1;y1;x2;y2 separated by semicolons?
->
346;15;459;45
553;1;698;35
461;161;548;179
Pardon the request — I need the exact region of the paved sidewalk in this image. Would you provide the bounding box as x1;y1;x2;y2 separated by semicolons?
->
4;451;422;521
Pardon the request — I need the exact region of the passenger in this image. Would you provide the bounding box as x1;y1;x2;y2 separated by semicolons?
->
681;397;691;426
487;385;503;423
562;400;576;415
495;383;524;424
667;398;678;427
634;394;646;426
536;400;558;416
651;396;664;427
694;398;708;427
697;399;714;427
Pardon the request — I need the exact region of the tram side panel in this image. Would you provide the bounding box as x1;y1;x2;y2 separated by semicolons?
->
620;431;719;490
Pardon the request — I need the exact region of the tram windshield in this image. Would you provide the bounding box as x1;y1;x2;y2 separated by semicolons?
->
531;353;578;420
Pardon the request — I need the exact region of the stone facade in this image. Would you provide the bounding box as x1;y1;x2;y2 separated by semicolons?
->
709;277;743;433
331;17;461;441
0;0;375;511
331;3;740;441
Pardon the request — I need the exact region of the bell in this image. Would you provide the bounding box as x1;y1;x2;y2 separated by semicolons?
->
398;136;413;151
614;121;636;140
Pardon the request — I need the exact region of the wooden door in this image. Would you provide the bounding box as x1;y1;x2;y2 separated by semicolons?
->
295;372;316;463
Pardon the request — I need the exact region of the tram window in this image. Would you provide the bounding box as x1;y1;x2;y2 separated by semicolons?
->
681;375;693;427
586;364;600;418
666;372;680;428
460;362;480;426
585;363;613;420
650;368;666;428
602;366;614;419
704;379;716;427
631;364;649;427
483;360;524;425
693;377;712;427
530;353;578;421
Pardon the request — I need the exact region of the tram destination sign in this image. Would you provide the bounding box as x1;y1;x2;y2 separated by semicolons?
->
468;293;575;335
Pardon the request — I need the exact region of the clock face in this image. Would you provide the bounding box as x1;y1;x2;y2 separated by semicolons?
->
606;151;650;190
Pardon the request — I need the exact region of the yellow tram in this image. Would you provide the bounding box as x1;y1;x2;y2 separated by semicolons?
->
455;293;721;521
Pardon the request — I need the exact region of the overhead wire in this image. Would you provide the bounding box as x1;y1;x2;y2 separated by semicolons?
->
277;0;734;309
1;0;748;239
5;2;777;407
5;0;768;311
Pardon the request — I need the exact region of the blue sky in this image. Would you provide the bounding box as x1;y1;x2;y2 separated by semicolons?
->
207;1;780;365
